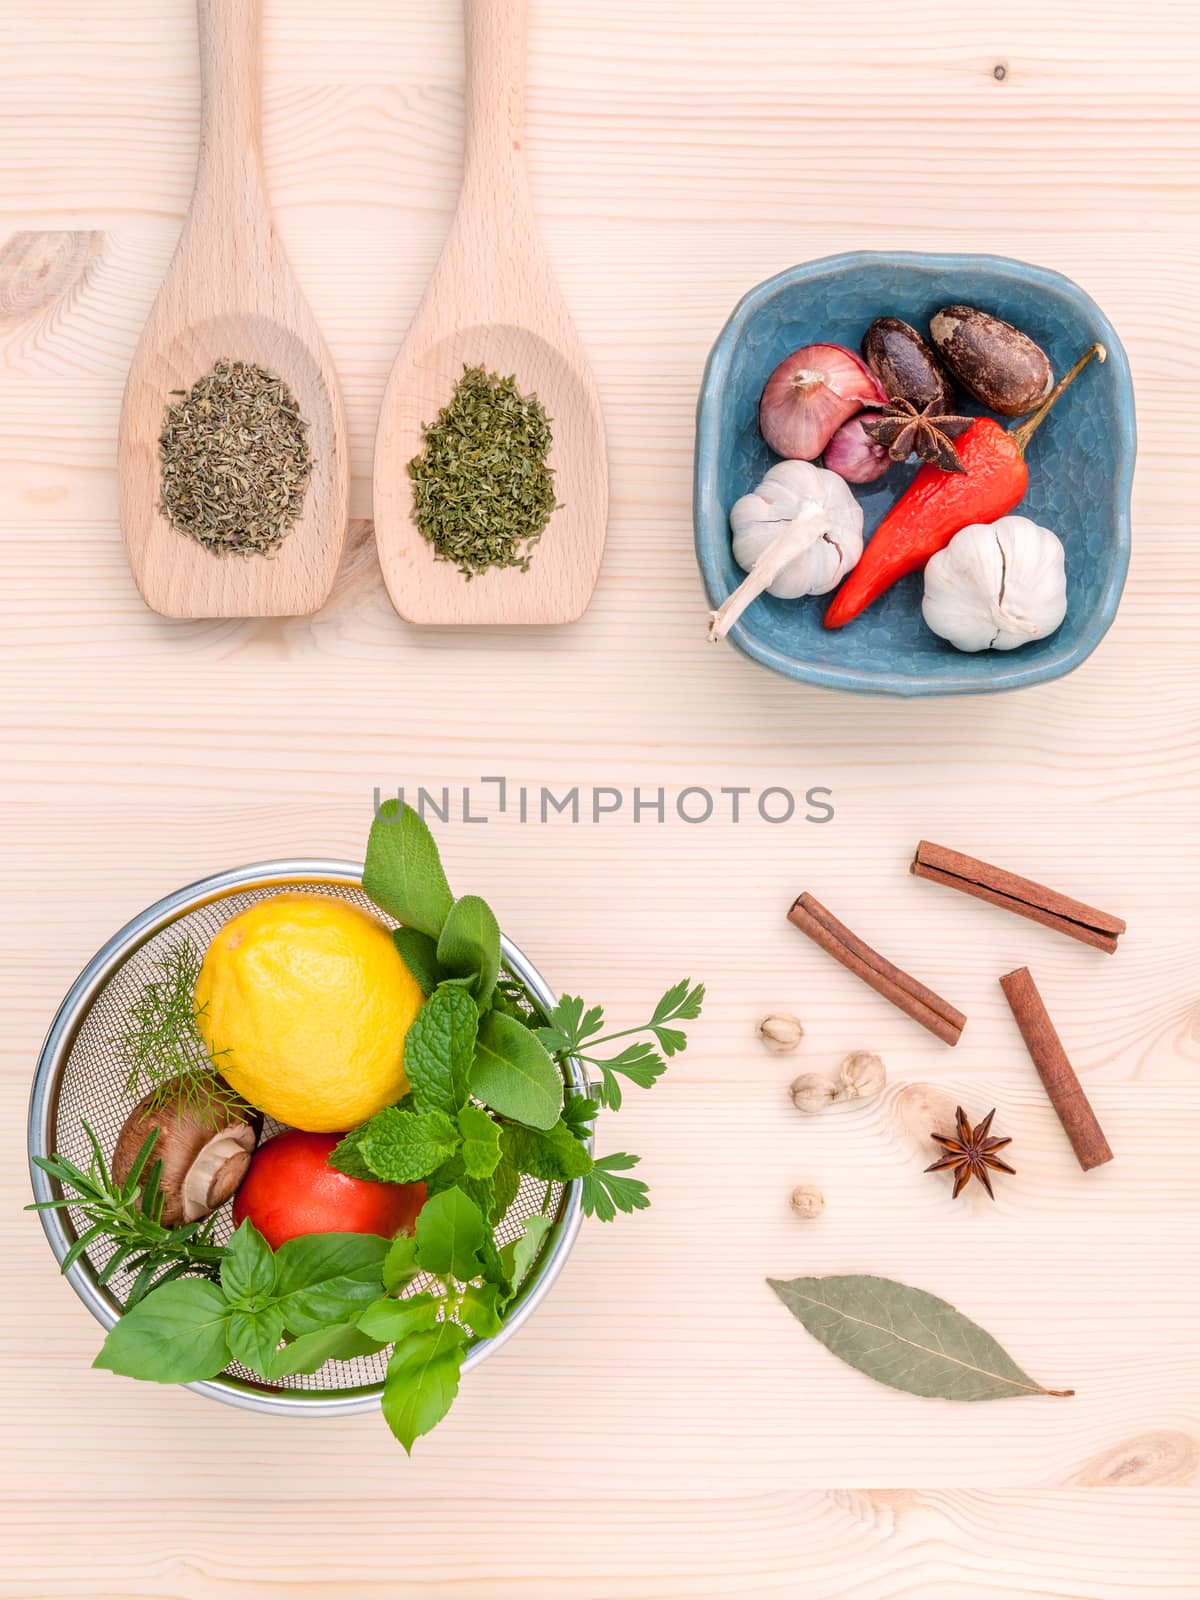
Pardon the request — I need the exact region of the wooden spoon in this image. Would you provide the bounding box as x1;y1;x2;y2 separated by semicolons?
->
119;0;348;618
373;0;607;625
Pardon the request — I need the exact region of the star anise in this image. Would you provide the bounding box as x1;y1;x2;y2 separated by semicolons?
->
862;397;973;474
925;1106;1015;1199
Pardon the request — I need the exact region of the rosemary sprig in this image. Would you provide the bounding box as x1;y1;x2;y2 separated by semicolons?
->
112;934;240;1117
28;1123;225;1308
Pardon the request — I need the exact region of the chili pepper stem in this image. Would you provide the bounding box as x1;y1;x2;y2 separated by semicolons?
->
1010;342;1106;455
709;514;831;642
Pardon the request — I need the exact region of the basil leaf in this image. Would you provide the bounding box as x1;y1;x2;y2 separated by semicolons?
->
471;1010;563;1131
499;1214;553;1296
436;895;501;1007
382;1235;419;1292
364;801;453;940
393;927;443;996
272;1232;390;1300
227;1304;285;1374
501;1119;593;1182
358;1291;441;1343
405;984;478;1116
381;1321;467;1454
279;1274;388;1337
94;1279;230;1384
767;1275;1074;1402
414;1187;486;1282
359;1107;461;1184
268;1323;385;1378
457;1104;502;1179
459;1281;504;1339
489;1158;522;1224
220;1221;276;1307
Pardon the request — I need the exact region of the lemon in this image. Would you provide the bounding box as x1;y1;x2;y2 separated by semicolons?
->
194;893;423;1132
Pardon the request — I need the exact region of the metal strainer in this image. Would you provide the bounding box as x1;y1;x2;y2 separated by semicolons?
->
27;860;586;1417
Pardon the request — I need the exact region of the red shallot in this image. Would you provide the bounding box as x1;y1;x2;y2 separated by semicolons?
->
759;343;885;460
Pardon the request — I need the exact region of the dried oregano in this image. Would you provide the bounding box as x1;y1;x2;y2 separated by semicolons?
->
407;364;557;578
158;360;312;555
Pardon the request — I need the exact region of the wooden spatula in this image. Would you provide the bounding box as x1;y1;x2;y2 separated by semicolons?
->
373;0;607;626
119;0;348;618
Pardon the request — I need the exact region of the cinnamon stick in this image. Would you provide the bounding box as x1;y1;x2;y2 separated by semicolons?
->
787;892;965;1046
1000;966;1113;1171
912;841;1125;954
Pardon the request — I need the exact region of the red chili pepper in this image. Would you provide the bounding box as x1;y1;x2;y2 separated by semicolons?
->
823;343;1104;631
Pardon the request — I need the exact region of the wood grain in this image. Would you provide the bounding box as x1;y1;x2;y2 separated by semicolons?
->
118;0;349;618
1;1;1198;1594
373;0;607;625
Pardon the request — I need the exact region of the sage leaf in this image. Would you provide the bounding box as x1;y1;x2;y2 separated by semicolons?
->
405;984;478;1116
414;1187;487;1282
94;1278;231;1384
767;1275;1074;1402
457;1104;502;1179
472;1010;563;1131
382;1321;467;1454
364;801;454;940
359;1107;461;1183
437;894;501;1006
227;1304;285;1374
393;927;443;997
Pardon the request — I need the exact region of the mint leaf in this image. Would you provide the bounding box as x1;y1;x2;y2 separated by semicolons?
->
358;1291;441;1344
220;1221;276;1307
581;1153;650;1222
499;1214;553;1296
457;1104;502;1178
382;1321;467;1454
414;1187;487;1282
472;1010;563;1130
437;894;501;1007
364;800;454;940
459;1281;504;1338
393;927;443;996
405;983;478;1116
501;1119;593;1183
359;1107;461;1183
382;1234;419;1292
325;1124;377;1182
227;1304;285;1373
94;1278;231;1383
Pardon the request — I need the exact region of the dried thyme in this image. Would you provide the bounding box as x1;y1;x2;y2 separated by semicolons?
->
158;359;312;555
408;364;557;578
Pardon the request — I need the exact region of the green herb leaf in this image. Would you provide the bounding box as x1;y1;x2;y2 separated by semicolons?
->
279;1274;387;1337
472;1010;563;1130
457;1104;502;1178
94;1278;231;1384
393;927;444;997
538;994;605;1053
766;1275;1075;1402
414;1187;487;1282
437;894;502;1007
364;800;454;940
582;1153;649;1222
562;1092;599;1140
405;983;479;1117
358;1107;462;1184
499;1214;553;1296
220;1221;276;1307
268;1324;384;1378
651;978;706;1027
325;1125;377;1182
226;1305;285;1374
489;1158;522;1225
501;1119;593;1183
272;1232;390;1318
382;1321;468;1454
382;1235;420;1292
358;1291;441;1344
459;1281;504;1338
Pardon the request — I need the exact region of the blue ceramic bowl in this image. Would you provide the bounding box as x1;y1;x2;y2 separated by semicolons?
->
694;252;1135;696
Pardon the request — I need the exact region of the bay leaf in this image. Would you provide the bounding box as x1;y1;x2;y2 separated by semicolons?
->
767;1274;1073;1402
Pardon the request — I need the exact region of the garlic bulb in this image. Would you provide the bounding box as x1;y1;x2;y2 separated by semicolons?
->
708;461;863;642
922;515;1068;653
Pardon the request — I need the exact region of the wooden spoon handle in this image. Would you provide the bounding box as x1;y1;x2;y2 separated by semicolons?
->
194;0;266;205
464;0;529;186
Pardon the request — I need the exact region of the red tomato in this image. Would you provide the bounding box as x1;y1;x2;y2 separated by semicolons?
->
232;1129;425;1250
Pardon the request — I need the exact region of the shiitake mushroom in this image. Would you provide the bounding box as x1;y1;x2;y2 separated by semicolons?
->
862;317;954;412
929;306;1053;417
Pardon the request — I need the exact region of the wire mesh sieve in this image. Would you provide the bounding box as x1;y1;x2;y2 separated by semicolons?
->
28;861;586;1415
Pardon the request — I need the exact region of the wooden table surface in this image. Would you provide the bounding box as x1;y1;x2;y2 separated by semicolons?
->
2;3;1197;1595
